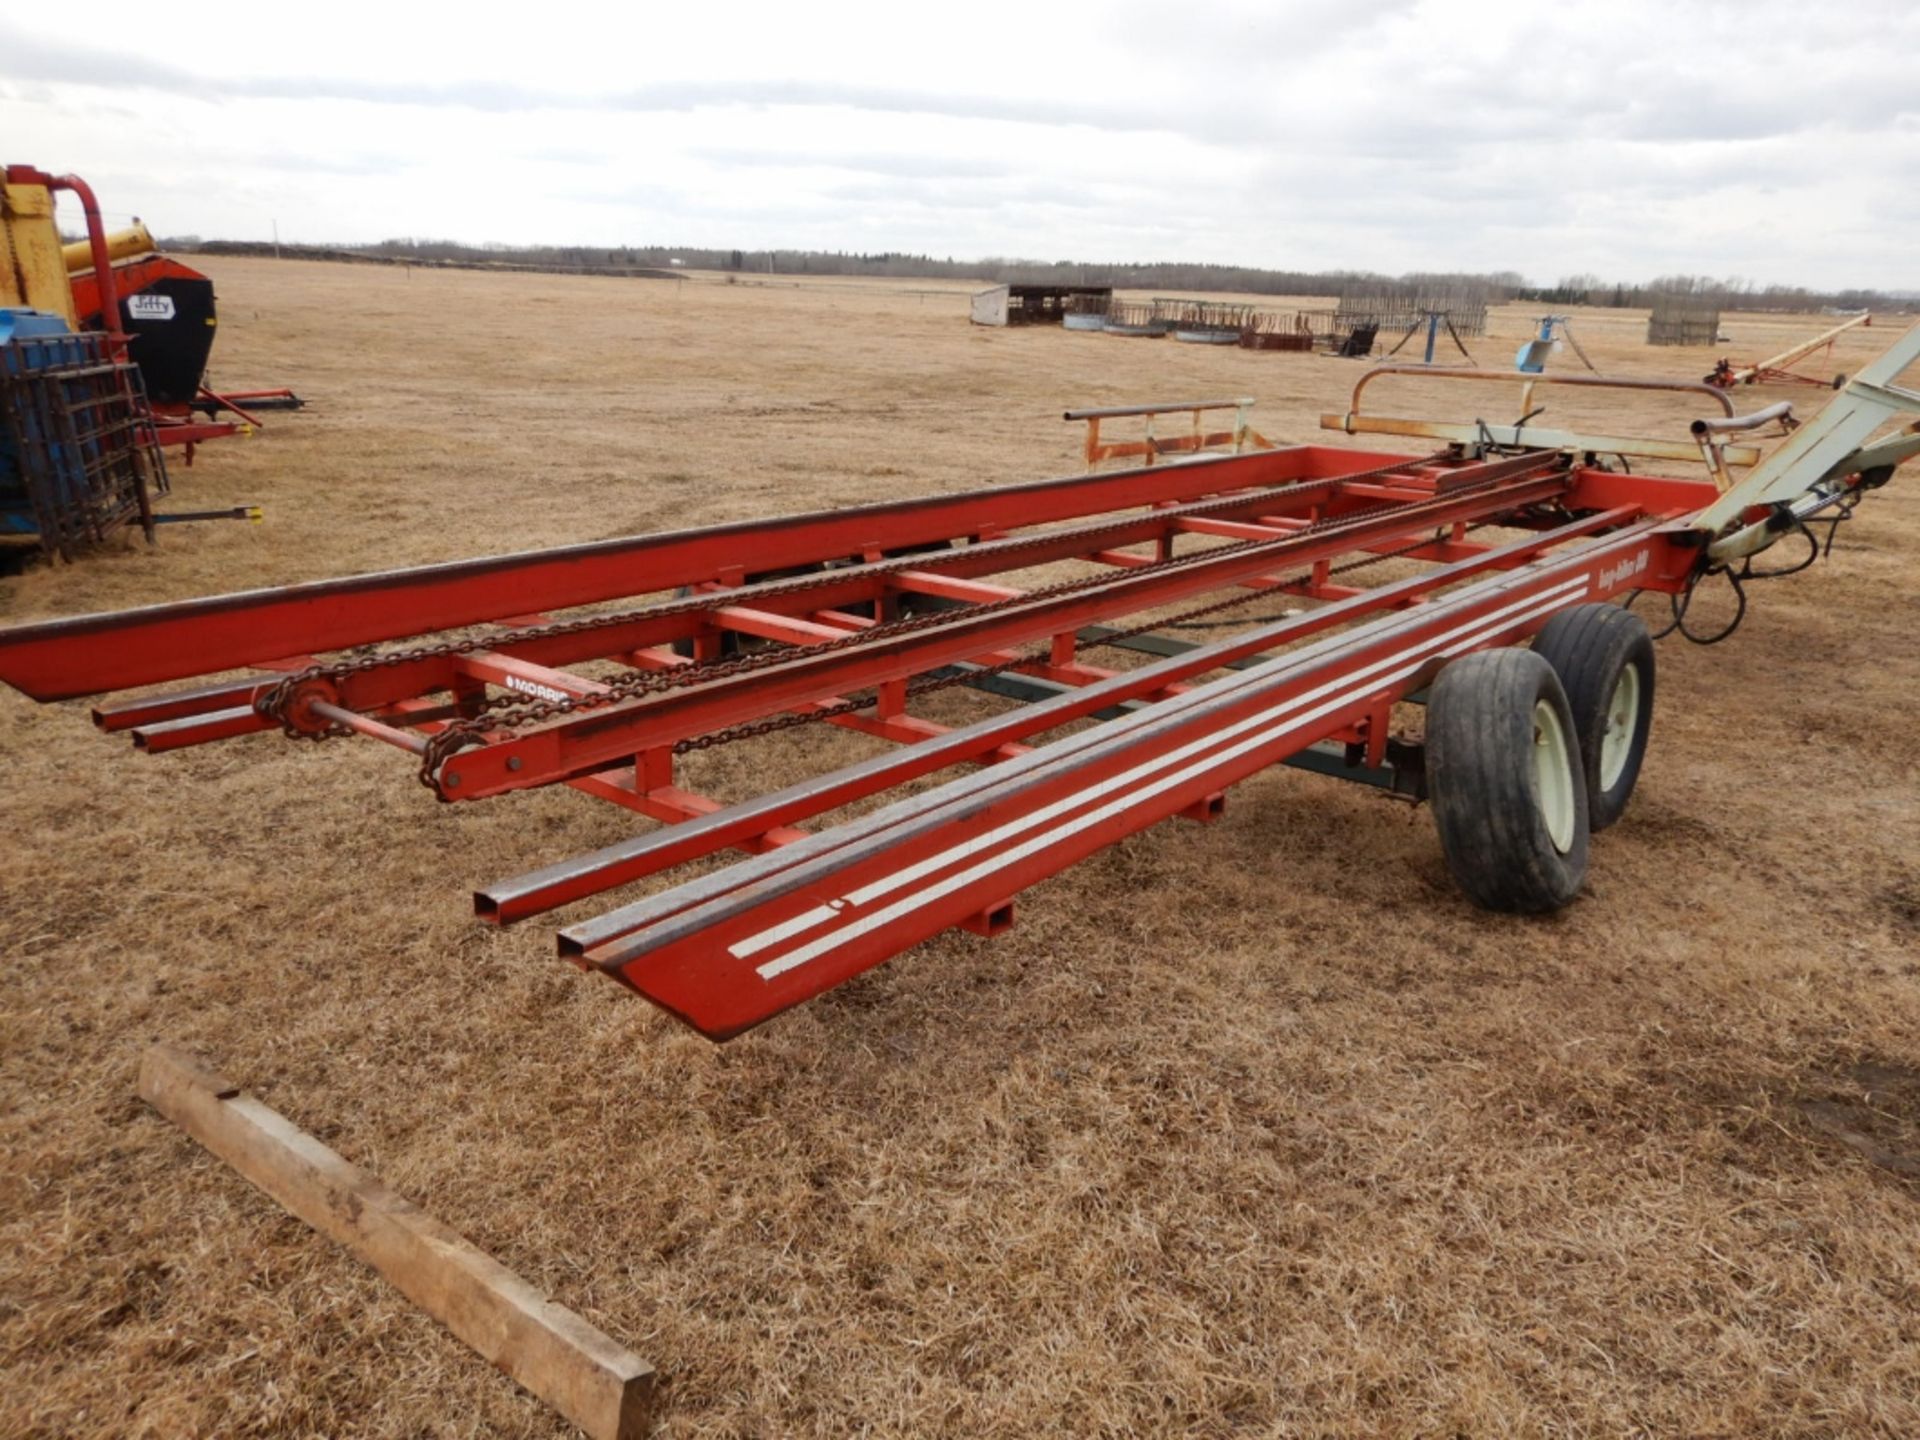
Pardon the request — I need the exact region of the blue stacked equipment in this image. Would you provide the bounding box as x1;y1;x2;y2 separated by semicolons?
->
0;307;167;558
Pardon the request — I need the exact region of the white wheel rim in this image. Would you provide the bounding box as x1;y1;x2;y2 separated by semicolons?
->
1532;699;1577;854
1598;664;1640;791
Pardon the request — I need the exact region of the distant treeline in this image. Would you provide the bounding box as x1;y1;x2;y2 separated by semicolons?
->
1515;272;1903;314
187;238;683;280
158;236;1914;313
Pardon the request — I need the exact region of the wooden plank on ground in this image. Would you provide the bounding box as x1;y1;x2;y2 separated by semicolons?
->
137;1043;654;1439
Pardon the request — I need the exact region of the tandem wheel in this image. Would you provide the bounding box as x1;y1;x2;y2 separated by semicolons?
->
1425;648;1591;913
1425;607;1657;913
1527;603;1656;831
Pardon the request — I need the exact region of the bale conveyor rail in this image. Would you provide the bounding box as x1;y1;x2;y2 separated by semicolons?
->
2;325;1916;1039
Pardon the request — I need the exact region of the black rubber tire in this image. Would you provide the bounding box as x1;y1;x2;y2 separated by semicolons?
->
1529;604;1655;831
1426;648;1590;913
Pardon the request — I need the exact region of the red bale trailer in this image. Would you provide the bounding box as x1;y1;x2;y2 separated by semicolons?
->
3;326;1917;1039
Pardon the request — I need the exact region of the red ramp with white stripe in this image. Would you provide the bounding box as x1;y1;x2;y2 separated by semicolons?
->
578;523;1672;1038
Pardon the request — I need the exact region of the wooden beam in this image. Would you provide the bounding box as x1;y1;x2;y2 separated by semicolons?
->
137;1044;654;1439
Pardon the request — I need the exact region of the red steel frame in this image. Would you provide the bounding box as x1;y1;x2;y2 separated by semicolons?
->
0;442;1719;1039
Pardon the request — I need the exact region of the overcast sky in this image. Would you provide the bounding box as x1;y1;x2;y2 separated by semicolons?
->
4;1;1914;290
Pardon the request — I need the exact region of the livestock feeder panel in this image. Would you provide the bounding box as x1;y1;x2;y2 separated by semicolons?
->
3;326;1917;1040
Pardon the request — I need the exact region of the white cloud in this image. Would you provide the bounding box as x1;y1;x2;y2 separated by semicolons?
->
2;0;1913;289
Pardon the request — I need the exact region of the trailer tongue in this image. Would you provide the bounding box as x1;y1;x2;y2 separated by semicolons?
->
3;325;1916;1039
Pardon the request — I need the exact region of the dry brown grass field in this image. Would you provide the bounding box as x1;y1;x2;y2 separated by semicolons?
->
2;260;1917;1438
